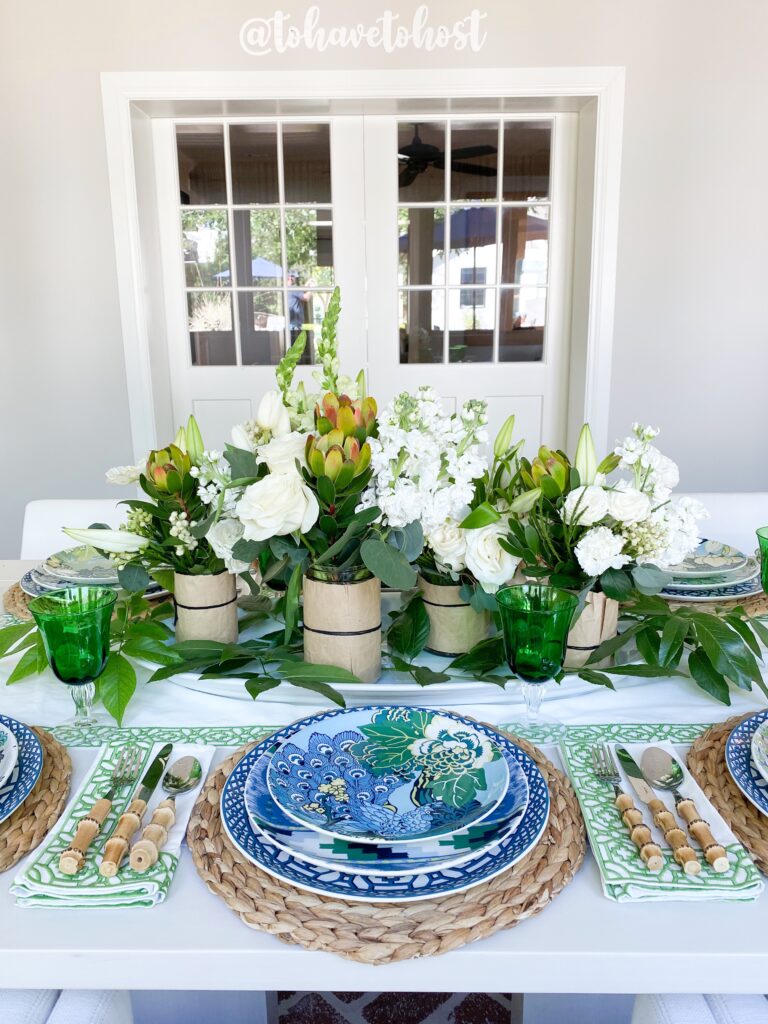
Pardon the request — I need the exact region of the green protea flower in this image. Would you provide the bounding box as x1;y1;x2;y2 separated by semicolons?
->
145;444;191;494
522;446;570;494
305;430;371;487
315;393;378;444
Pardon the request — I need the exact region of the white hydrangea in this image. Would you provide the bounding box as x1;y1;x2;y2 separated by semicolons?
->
574;526;630;576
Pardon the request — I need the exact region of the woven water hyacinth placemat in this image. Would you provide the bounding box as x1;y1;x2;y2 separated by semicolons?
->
0;728;71;873
687;714;768;874
186;732;585;964
3;582;32;621
665;591;768;616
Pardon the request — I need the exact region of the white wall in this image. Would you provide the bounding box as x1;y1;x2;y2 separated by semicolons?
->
1;0;766;556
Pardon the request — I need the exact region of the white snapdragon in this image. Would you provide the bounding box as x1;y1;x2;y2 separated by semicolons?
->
562;485;609;526
574;526;630;576
465;522;520;593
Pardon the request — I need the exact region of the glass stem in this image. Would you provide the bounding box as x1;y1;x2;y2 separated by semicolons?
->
71;681;96;723
521;681;545;720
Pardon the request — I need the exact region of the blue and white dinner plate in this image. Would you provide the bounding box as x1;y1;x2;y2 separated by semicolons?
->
21;567;165;600
265;706;510;844
725;709;768;817
661;577;763;603
751;721;768;785
0;715;44;824
245;739;529;875
0;723;19;793
221;706;550;902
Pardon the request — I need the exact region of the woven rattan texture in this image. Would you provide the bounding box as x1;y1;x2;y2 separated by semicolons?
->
687;714;768;874
0;727;71;873
186;731;585;964
3;583;32;621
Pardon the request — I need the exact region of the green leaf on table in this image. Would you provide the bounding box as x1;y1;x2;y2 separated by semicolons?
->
450;635;506;676
599;567;634;602
460;503;501;529
688;648;731;704
691;613;762;690
429;767;486;808
659;616;689;666
0;621;35;658
387;596;429;660
631;564;669;595
99;653;137;725
635;627;661;665
748;616;768;649
578;669;615;689
275;661;360;684
122;637;182;667
283;562;303;643
412;666;452;687
360;537;417;589
278;677;347;707
244;677;282;701
724;614;763;661
6;646;40;684
607;664;683;677
126;619;173;641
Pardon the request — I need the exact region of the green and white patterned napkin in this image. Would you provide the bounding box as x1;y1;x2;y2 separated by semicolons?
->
560;725;764;903
12;739;214;908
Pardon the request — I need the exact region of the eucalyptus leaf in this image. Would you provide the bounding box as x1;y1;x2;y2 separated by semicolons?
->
118;562;151;594
360;538;417;589
631;564;669;596
599;568;634;602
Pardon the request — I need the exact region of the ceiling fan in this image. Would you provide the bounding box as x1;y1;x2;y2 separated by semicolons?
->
398;124;498;188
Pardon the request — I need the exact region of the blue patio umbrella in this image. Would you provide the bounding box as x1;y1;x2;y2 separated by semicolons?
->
215;256;283;282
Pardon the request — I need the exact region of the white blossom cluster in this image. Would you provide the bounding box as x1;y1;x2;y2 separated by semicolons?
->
567;425;708;577
189;449;240;514
169;510;198;558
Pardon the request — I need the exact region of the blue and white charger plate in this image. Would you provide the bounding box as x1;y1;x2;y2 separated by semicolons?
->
0;715;44;824
725;710;768;817
245;740;529;876
221;707;550;902
751;721;768;784
0;723;19;793
661;576;763;603
20;567;165;600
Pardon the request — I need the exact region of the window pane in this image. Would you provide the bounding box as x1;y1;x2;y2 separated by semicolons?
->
284;208;334;287
283;124;331;203
499;287;546;362
232;209;282;286
446;206;497;286
399;289;444;363
448;288;495;363
502;122;551;200
239;291;284;365
398;207;445;287
449;122;499;203
187;292;235;365
177;126;227;205
398;122;446;202
229;124;279;205
500;206;549;286
181;210;230;288
289;290;333;359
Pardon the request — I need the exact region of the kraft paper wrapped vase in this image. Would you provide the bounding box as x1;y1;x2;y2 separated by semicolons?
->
173;571;239;644
303;566;382;684
564;590;618;669
417;574;491;656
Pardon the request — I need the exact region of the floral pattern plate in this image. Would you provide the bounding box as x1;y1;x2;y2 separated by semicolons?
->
246;740;528;875
44;546;119;584
665;539;748;580
750;720;768;786
660;577;763;603
0;715;44;824
266;707;509;844
664;557;760;592
221;709;549;902
725;709;768;816
0;723;19;793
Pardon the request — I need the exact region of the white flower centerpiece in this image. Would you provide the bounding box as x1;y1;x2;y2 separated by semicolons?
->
504;423;708;667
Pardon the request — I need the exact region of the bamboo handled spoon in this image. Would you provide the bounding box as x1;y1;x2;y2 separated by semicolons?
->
129;755;202;873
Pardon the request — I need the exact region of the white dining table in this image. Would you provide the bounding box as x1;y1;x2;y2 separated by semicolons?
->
1;558;767;996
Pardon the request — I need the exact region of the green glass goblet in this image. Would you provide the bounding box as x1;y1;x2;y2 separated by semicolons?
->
28;587;117;727
496;584;578;723
757;528;768;594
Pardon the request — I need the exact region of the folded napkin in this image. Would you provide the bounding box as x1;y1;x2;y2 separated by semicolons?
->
12;741;214;908
560;736;764;902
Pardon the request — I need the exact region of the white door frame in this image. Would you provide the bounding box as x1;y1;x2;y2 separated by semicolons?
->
101;67;625;458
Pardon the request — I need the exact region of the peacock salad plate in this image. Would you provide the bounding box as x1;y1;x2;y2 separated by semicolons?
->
665;539;748;580
265;706;509;844
0;723;19;794
221;707;550;902
725;709;768;817
44;546;120;584
245;739;529;876
663;557;760;592
0;715;44;824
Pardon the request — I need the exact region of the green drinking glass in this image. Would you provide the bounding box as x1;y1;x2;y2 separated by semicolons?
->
757;528;768;594
29;587;117;726
496;584;579;722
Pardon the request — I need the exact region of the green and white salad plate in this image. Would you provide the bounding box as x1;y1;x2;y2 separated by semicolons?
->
44;546;119;584
664;556;760;591
666;539;748;580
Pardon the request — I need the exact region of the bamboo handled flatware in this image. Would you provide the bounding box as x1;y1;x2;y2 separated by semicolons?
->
129;755;202;873
59;745;142;875
591;743;663;872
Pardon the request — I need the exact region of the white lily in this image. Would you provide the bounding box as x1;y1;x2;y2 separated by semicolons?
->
574;423;598;485
63;527;150;554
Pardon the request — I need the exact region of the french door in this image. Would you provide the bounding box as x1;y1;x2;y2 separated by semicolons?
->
154;111;576;452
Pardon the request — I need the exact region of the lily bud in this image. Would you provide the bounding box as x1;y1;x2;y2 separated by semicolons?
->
185;415;205;466
574;423;598;486
493;414;516;459
508;488;542;515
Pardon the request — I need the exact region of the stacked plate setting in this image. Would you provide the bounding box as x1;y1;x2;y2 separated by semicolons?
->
0;715;44;824
220;705;550;902
660;539;763;603
725;710;768;817
20;546;165;600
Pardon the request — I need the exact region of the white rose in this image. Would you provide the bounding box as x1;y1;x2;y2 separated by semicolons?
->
258;431;307;476
465;522;520;593
562;485;609;526
607;485;651;524
256;391;290;438
235;473;319;541
574;526;630;576
426;520;467;573
231;423;255;452
206;518;251;574
105;462;144;486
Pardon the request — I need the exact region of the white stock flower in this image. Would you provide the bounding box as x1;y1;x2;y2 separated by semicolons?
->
465;522;520;593
105;462;143;486
643;448;679;499
574;526;630;576
206;518;251;574
256;391;291;438
258;431;307;476
236;473;319;542
426;520;467;573
562;485;609;526
606;484;651;524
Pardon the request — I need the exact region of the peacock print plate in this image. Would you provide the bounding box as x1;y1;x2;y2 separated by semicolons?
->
265;707;509;844
221;708;549;902
665;539;748;579
245;738;528;875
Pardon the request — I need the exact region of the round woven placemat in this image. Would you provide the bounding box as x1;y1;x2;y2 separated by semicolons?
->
665;591;768;616
3;582;32;621
187;732;585;964
0;727;72;873
687;714;768;874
